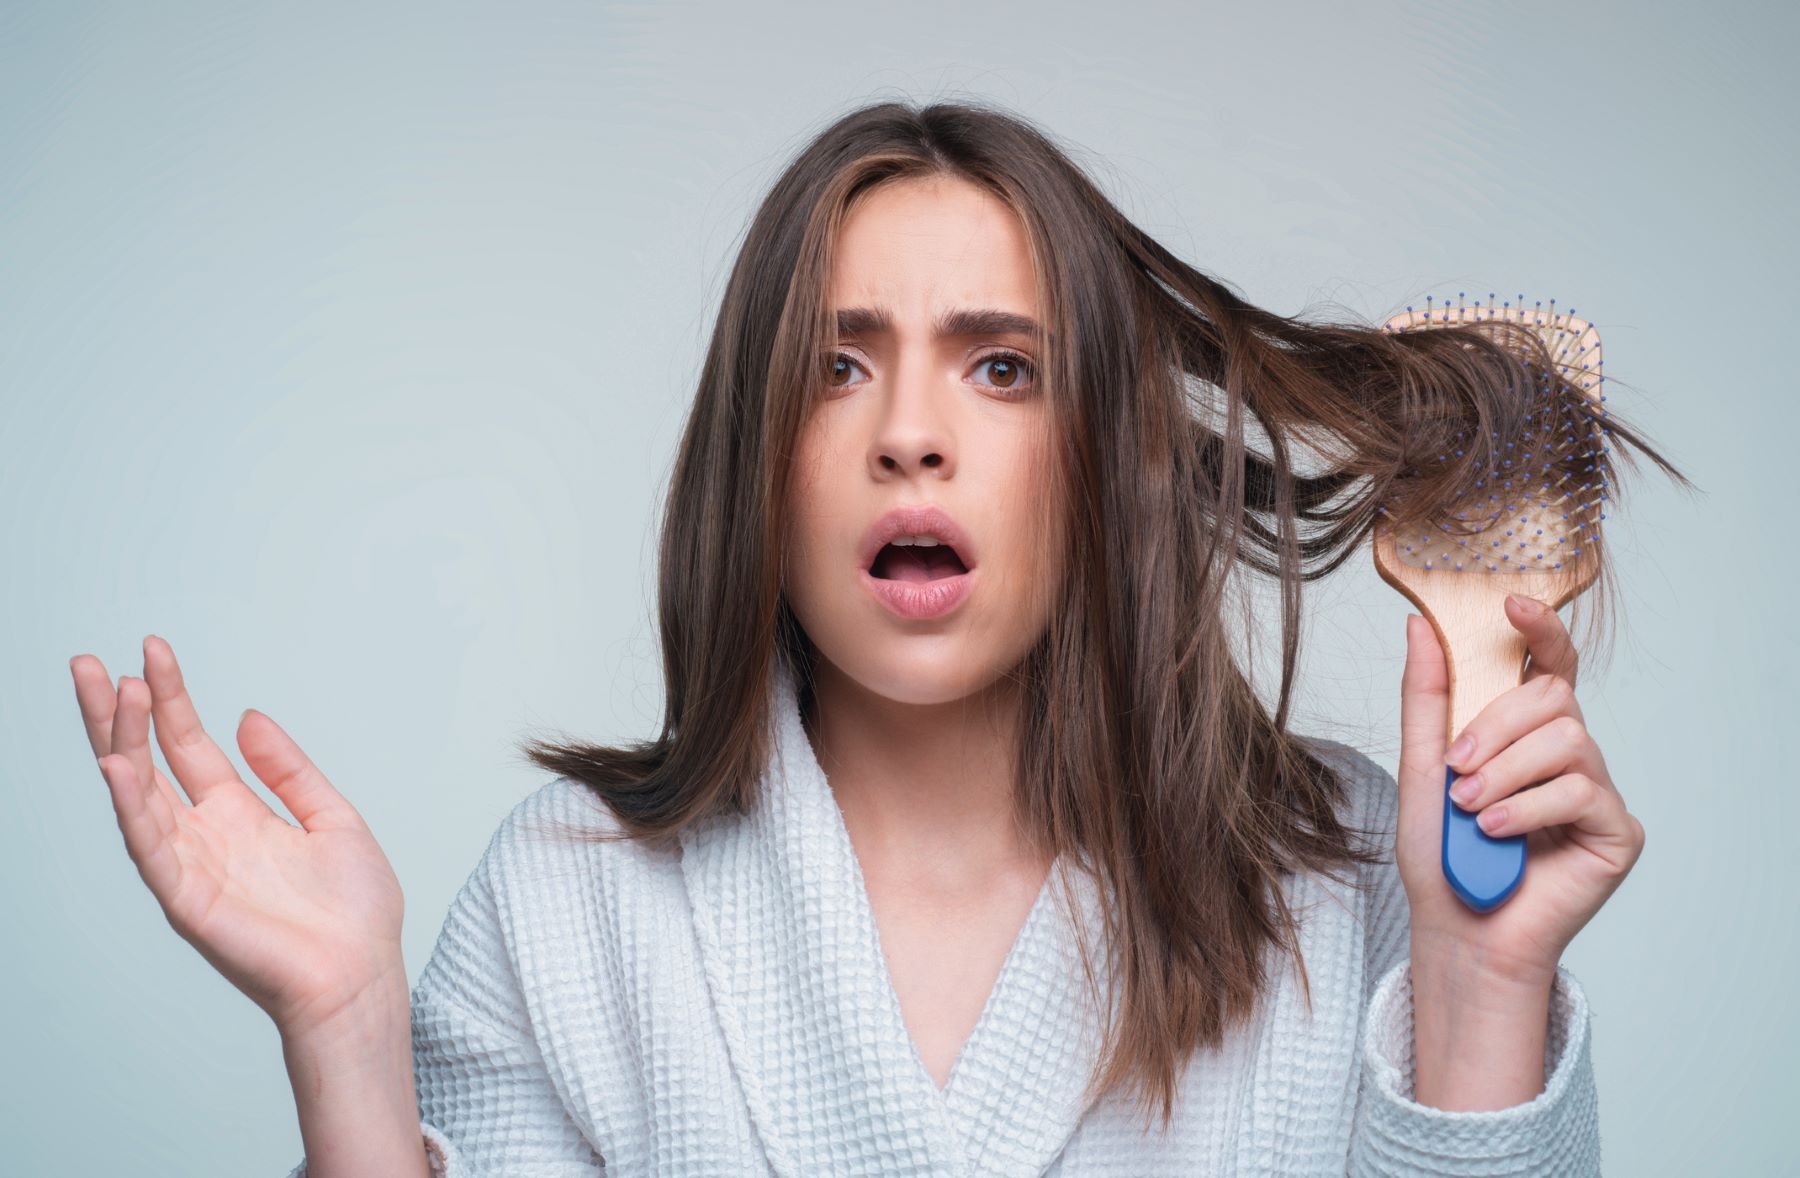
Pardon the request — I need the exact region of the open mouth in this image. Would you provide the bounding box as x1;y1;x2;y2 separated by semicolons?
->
868;541;970;583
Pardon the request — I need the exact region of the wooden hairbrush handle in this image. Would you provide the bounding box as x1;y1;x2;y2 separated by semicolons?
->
1372;294;1606;912
1377;526;1542;911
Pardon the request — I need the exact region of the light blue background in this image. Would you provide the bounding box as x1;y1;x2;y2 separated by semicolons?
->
3;2;1789;1173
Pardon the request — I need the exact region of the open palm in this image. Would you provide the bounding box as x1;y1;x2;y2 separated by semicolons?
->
72;635;406;1039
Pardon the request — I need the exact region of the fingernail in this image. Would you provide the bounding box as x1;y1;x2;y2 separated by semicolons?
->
1507;594;1545;615
1450;773;1482;807
1477;806;1508;833
1446;733;1475;767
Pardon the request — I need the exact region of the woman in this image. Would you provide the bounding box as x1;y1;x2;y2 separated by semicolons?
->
74;99;1679;1175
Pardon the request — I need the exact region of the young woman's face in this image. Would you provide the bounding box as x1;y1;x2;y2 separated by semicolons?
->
783;174;1065;707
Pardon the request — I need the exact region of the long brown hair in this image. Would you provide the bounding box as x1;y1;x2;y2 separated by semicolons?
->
517;98;1691;1129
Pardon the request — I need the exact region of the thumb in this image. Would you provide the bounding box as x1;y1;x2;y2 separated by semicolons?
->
237;709;369;836
1399;614;1451;797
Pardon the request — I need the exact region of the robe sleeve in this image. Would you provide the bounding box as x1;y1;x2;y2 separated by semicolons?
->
283;829;606;1176
1343;750;1603;1176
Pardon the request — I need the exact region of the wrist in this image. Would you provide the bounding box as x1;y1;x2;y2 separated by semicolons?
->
279;974;429;1178
275;952;411;1042
280;978;417;1113
1409;925;1560;994
1408;943;1555;1111
278;969;413;1067
1410;945;1554;1025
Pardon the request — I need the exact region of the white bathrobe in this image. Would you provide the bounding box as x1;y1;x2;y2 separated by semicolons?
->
286;658;1600;1176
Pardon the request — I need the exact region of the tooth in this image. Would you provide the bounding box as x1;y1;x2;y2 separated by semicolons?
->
892;533;945;547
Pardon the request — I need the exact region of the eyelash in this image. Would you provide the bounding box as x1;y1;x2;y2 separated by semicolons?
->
825;350;1038;397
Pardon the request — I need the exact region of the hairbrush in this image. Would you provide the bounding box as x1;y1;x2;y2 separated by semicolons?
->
1372;292;1609;912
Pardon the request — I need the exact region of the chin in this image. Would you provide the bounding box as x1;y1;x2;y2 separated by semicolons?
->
816;642;1018;710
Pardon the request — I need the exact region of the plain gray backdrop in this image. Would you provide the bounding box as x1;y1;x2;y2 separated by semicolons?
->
3;1;1790;1173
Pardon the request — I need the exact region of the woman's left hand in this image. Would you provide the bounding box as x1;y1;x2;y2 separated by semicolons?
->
1396;593;1647;990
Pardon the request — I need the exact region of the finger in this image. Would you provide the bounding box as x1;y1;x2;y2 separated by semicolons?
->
1398;613;1451;796
1447;712;1612;815
1471;772;1643;869
140;635;243;805
72;655;186;828
96;753;182;900
70;654;120;759
1505;594;1579;689
238;709;369;835
111;677;162;811
1446;667;1584;775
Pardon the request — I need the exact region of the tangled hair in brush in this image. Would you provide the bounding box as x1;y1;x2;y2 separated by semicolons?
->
515;97;1694;1133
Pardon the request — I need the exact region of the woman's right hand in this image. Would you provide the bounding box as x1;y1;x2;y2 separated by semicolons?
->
73;635;408;1042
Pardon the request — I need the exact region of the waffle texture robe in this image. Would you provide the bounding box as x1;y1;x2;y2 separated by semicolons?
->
284;658;1602;1176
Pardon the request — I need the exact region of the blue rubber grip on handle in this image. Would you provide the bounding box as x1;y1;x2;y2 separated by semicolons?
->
1443;764;1525;912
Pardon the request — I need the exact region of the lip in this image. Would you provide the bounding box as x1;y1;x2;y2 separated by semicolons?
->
859;564;976;621
856;504;979;574
857;503;979;622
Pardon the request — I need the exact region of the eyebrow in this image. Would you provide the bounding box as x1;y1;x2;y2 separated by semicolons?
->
834;305;1047;342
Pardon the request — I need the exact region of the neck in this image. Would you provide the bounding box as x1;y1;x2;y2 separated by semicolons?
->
800;659;1045;893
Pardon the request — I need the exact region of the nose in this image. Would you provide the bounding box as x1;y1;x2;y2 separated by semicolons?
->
868;360;955;481
876;444;946;475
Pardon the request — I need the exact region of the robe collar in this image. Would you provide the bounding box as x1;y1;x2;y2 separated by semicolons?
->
679;657;1116;1177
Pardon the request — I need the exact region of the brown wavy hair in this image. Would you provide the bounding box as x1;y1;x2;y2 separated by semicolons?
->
516;97;1690;1129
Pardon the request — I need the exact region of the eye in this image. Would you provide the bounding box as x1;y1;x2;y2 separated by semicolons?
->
825;351;870;389
970;350;1036;395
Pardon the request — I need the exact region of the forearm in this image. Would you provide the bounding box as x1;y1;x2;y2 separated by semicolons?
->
280;980;432;1178
1409;944;1553;1111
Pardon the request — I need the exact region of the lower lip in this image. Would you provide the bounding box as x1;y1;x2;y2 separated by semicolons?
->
859;566;976;620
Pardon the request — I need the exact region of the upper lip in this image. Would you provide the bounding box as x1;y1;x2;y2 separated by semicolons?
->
857;503;978;573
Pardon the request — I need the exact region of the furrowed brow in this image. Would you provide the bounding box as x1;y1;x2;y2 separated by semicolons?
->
934;307;1043;340
834;306;1045;341
835;306;893;337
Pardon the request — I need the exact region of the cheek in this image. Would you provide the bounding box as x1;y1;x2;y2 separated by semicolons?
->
782;427;845;602
988;441;1067;613
1011;432;1065;568
1013;510;1067;616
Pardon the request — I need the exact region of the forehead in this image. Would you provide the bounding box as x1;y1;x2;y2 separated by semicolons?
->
828;175;1038;317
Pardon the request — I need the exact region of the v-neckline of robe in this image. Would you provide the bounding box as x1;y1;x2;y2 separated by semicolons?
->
677;657;1116;1177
